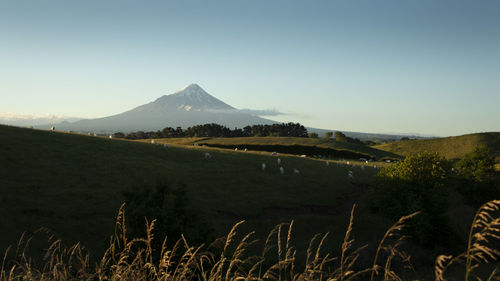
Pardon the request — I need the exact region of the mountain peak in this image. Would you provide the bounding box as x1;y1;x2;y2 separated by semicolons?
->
139;84;235;112
180;83;201;91
174;83;208;95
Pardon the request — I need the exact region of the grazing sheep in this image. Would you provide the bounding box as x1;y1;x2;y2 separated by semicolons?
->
346;161;350;165
108;135;113;139
374;165;377;169
326;161;330;166
151;140;157;145
50;126;55;131
204;152;211;159
244;148;248;152
261;163;266;171
365;160;369;164
300;154;307;158
293;168;300;174
279;167;284;174
93;133;97;136
272;152;278;156
277;158;281;165
234;148;238;151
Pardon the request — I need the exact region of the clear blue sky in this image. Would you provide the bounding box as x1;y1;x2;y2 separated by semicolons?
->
1;0;499;136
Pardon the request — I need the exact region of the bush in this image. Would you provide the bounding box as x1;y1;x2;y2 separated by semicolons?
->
454;146;499;207
455;146;495;183
368;152;461;249
123;180;214;255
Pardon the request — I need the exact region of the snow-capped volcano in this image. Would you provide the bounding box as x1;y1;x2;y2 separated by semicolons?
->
48;84;276;133
130;83;235;113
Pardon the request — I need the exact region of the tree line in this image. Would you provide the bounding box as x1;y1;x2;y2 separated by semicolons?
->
113;122;309;139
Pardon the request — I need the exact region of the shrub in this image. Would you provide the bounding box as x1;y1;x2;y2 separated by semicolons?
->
455;146;495;183
123;180;214;256
368;152;461;249
454;146;499;207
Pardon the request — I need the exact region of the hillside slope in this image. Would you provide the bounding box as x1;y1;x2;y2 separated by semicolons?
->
374;132;500;162
151;137;401;160
0;125;386;259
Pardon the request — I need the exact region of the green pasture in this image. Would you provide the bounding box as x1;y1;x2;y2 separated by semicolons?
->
0;125;391;262
374;132;500;163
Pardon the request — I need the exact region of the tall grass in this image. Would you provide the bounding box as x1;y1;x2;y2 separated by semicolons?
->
434;200;500;281
2;201;499;281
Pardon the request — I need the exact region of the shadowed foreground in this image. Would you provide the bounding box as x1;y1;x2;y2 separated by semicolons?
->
2;201;499;281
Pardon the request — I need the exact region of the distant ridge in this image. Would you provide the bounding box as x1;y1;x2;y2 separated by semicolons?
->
374;132;500;162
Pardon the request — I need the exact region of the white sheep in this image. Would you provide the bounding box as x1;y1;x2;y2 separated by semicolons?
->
261;163;266;171
326;161;330;166
293;168;300;174
244;148;248;152
50;126;55;131
346;161;350;165
272;152;278;156
151;140;157;145
279;167;284;174
234;148;238;151
360;165;365;171
300;154;307;158
204;152;211;159
348;170;354;179
108;135;113;139
277;158;281;165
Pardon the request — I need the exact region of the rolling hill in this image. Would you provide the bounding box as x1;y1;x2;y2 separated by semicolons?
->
143;136;401;160
374;132;500;163
0;124;390;261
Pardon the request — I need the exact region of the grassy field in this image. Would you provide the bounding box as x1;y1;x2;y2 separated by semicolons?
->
374;132;500;163
137;136;401;160
0;125;395;263
3;124;495;280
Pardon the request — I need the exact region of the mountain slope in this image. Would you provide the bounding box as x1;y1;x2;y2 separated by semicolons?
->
51;84;275;133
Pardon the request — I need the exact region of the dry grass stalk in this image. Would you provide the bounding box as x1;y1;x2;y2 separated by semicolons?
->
370;211;419;281
2;200;499;281
434;200;500;281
